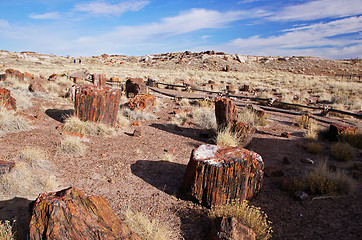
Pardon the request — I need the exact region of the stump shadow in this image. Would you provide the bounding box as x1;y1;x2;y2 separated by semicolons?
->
131;160;187;198
45;109;74;123
150;123;213;143
0;197;33;239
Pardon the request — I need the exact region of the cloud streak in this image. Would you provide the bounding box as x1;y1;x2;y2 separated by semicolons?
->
29;12;61;20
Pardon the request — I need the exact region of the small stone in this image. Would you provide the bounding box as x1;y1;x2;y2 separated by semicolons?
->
264;166;284;177
295;191;308;201
281;132;290;138
132;121;142;126
168;148;176;154
108;179;115;184
302;158;314;164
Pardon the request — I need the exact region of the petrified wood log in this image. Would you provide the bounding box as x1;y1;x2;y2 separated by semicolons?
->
93;74;107;87
125;78;147;98
328;123;356;141
126;94;156;112
5;68;24;81
74;85;121;127
210;217;256;240
29;187;141;240
215;97;238;128
183;144;264;208
231;121;256;147
0;88;16;110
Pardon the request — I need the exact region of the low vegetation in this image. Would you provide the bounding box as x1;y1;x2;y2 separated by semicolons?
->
119;107;156;121
0;105;31;137
293;114;312;129
192;106;217;131
330;142;355;162
0;220;15;240
238;107;268;126
169;111;189;127
57;136;87;156
306;142;323;154
215;126;240;147
209;200;272;240
337;132;362;149
63;116;116;136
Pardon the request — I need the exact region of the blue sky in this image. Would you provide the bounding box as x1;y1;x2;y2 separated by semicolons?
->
0;0;361;58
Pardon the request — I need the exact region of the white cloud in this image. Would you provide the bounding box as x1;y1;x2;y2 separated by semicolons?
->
0;19;10;28
29;12;61;20
269;0;362;21
73;0;150;17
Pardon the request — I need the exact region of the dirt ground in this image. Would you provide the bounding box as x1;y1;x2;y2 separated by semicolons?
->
0;51;361;239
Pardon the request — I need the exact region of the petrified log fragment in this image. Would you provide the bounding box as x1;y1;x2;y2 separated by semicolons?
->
48;73;58;81
0;74;6;81
29;187;141;240
5;69;24;81
126;94;156;112
183;144;264;208
328;123;356;141
231;121;256;147
74;85;121;127
210;217;256;240
125;78;147;98
93;74;107;87
215;97;238;128
0;88;16;110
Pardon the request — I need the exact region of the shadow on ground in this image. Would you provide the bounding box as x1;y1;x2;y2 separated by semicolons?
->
131;160;187;198
45;109;74;123
0;197;33;239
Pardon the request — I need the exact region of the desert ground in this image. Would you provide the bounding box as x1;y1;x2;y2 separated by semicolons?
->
0;50;361;239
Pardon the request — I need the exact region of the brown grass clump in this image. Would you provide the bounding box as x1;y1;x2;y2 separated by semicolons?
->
192;107;217;131
215;126;240;147
306;142;323;154
169;111;189;127
0;220;15;240
209;200;272;240
238;108;268;126
338;132;362;149
293;114;312;129
305;160;355;195
304;120;319;141
57;136;87;156
330;142;355;162
119;107;156;121
0;105;31;137
63;116;116;136
123;208;176;240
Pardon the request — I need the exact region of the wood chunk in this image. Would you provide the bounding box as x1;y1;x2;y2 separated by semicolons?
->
125;78;147;98
210;217;256;240
215;97;238;128
127;94;156;112
183;144;264;208
328;124;356;141
0;88;17;110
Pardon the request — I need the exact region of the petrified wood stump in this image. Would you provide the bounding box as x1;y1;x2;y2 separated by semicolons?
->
328;123;356;141
126;94;156;112
215;97;238;128
93;73;107;87
125;78;147;98
29;187;141;240
0;88;16;110
183;144;264;208
74;85;121;127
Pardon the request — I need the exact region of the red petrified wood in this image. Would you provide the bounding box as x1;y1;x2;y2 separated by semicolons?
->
0;88;16;110
126;94;156;112
93;74;107;87
183;144;264;208
125;78;147;98
29;187;140;240
5;69;24;81
328;123;357;141
210;217;256;240
74;85;121;127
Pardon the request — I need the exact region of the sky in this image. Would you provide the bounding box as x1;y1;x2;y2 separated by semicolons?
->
0;0;361;59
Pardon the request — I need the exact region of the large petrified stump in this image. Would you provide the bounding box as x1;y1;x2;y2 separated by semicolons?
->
0;88;17;110
29;187;140;240
74;85;121;127
125;78;147;98
183;144;264;208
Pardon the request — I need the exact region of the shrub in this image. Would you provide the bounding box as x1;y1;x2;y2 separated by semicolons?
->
0;105;31;137
215;126;240;147
238;108;268;127
306;142;323;154
305;160;355;195
330;142;354;162
304;120;319;141
117;114;131;127
293;114;312;129
192;107;217;131
338;132;362;149
169;112;189;127
209;200;272;240
57;136;87;155
119;107;156;121
0;220;15;240
63;116;115;136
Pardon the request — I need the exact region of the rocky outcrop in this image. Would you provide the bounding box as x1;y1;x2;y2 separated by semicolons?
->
183;144;264;208
125;78;147;98
48;74;58;81
210;217;256;240
0;88;17;110
74;85;121;127
126;94;156;112
29;187;140;240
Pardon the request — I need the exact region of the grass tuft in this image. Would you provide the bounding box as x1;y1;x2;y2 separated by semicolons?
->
330;142;355;162
306;142;323;154
293;114;312;129
238;108;268;126
0;220;15;240
63;116;116;136
57;136;87;155
169;112;189;127
0;105;31;137
119;107;156;121
209;200;272;240
192;107;217;131
215;125;240;147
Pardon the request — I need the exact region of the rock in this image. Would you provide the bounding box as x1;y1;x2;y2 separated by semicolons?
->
125;78;147;98
295;191;308;201
146;78;158;87
126;94;156;112
281;132;290;138
28;80;45;93
48;73;58;81
0;73;6;81
0;88;17;110
69;70;91;81
132;121;142;127
0;160;15;174
223;65;230;72
183;144;264;208
74;85;121;127
210;217;256;240
29;187;140;240
5;69;24;81
302;158;314;164
264;166;284;177
328;124;356;141
92;74;107;87
226;84;236;94
215;97;238;128
133;128;144;137
240;84;253;92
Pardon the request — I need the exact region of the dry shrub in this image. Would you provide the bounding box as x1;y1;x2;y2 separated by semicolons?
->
196;99;214;108
304;120;319;141
192;107;217;131
0;148;59;200
330;142;355;162
63;116;115;136
0;220;15;240
57;136;87;155
338;132;362;149
210;200;272;240
158;152;175;162
9;89;33;110
305;160;355;195
177;98;190;106
306;142;323;154
215;126;240;147
117;114;131;127
123;208;175;240
119;107;156;121
238;108;268;126
293;114;312;129
0;105;31;137
169;112;189;126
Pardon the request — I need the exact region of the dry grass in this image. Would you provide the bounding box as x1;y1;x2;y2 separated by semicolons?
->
192;107;217;131
0;147;59;200
57;136;87;155
169;111;189;127
0;220;15;240
305;160;355;195
0;105;31;137
209;200;272;240
119;107;156;121
306;142;323;154
304;120;319;141
338;132;362;149
158;152;175;162
238;108;268;126
63;116;116;136
123;207;175;240
177;98;190;106
330;142;355;162
117;114;131;127
215;126;240;147
293;114;312;129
